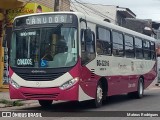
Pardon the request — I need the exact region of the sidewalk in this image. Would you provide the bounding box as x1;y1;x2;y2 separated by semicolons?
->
0;92;10;101
0;92;11;108
147;77;160;89
0;92;38;108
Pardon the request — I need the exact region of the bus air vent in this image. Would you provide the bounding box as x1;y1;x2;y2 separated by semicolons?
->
23;93;59;99
91;69;95;78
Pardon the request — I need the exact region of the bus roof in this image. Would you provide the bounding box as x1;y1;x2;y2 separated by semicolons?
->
78;13;156;42
14;11;156;42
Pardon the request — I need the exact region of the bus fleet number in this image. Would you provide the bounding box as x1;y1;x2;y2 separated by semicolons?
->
97;60;109;66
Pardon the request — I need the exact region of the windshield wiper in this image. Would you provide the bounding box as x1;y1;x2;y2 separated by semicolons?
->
54;23;63;32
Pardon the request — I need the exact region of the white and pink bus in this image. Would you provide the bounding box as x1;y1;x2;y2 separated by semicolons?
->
9;12;157;108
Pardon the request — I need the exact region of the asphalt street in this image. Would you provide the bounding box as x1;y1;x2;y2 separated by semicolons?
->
1;87;160;120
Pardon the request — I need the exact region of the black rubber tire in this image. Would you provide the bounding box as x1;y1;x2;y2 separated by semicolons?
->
128;78;144;99
93;82;103;108
135;78;144;98
38;100;53;107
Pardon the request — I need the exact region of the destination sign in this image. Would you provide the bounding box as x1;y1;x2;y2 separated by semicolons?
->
15;14;73;26
16;58;34;67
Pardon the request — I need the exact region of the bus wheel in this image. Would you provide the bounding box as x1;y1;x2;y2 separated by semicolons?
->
128;78;144;99
38;100;53;107
136;78;144;98
94;82;103;108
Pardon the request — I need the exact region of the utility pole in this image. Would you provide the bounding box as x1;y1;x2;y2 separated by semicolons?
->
54;0;60;11
54;0;70;11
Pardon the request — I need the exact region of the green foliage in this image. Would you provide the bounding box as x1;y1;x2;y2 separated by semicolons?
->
0;99;24;107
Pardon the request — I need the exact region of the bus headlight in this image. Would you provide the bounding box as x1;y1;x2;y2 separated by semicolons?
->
10;79;20;89
59;77;79;90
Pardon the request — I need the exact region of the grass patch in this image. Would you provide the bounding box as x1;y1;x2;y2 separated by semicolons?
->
13;101;24;106
0;99;24;107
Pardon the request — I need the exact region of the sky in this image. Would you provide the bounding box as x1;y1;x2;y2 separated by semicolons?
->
81;0;160;21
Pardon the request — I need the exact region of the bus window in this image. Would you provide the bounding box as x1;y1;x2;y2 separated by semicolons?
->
96;27;111;55
10;29;40;67
10;27;78;68
81;29;85;53
124;35;134;58
112;31;124;57
143;40;151;60
135;37;143;59
151;42;156;60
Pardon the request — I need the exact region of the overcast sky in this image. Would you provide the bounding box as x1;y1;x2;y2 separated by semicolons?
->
81;0;160;21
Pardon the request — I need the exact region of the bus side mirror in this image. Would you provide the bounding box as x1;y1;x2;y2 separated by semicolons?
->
156;43;160;57
84;29;95;53
84;29;92;42
156;48;160;57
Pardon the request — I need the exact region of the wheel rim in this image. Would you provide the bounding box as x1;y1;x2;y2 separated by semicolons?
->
139;81;143;95
97;85;103;103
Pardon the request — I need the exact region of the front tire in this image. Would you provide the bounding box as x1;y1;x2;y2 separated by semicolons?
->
38;100;53;107
93;82;103;108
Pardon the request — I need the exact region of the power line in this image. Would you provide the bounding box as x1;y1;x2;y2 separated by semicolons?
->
74;0;106;17
72;0;117;23
70;0;90;15
73;2;107;19
69;0;79;12
73;0;89;15
53;0;117;23
71;0;102;16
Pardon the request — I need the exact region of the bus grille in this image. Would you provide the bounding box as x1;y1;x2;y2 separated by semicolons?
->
23;93;59;99
18;72;65;81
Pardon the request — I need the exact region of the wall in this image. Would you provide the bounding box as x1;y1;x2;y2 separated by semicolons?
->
22;0;54;9
59;0;70;11
6;2;53;26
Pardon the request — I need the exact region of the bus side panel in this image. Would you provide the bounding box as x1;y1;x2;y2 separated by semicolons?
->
80;66;99;98
69;58;97;101
107;76;123;96
144;63;157;89
127;75;138;93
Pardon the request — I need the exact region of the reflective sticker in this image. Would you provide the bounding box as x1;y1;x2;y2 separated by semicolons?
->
40;60;47;67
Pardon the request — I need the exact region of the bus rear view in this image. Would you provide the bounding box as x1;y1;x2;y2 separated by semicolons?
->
9;12;80;107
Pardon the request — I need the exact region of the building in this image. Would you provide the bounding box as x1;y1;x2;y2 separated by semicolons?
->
152;21;160;83
70;2;136;25
122;18;155;37
0;0;26;91
152;21;160;40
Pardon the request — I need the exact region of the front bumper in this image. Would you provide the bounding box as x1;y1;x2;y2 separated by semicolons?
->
9;83;79;101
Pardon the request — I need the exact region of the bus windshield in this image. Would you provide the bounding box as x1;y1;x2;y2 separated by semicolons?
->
10;27;78;68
